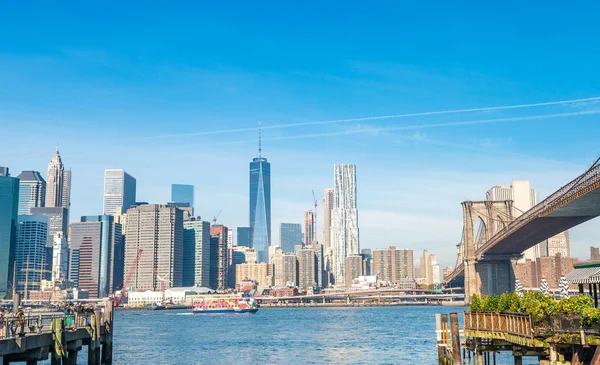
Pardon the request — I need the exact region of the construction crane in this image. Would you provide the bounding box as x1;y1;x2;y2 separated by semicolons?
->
312;190;318;244
115;248;144;307
212;209;222;225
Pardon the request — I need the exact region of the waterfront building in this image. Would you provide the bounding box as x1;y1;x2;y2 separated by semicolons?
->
16;171;46;215
124;204;183;291
51;231;68;283
420;250;433;286
103;169;136;216
272;247;298;287
535;254;576;289
182;217;211;287
322;188;334;259
592;246;600;261
249;133;271;262
331;164;359;285
0;167;19;298
312;242;324;288
210;225;229;290
442;267;454;282
31;207;69;280
280;223;302;253
235;262;274;287
345;255;363;287
171;184;194;210
304;211;314;245
372;246;414;284
431;254;441;285
515;259;537;288
45;148;71;211
15;215;48;295
69;215;123;298
298;248;316;291
237;227;251;248
542;231;571;258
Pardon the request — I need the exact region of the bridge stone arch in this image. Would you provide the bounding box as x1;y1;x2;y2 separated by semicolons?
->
462;200;514;303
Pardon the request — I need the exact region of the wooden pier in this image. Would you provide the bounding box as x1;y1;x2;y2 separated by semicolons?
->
0;300;114;365
437;311;600;364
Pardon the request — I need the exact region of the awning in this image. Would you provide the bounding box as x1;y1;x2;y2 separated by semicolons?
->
565;267;600;284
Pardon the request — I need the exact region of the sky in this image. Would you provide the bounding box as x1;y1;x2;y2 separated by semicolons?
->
2;2;600;269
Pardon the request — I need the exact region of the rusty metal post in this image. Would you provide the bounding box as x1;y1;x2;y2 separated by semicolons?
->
450;312;461;364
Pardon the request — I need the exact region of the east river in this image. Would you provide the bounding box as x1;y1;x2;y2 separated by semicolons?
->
34;306;539;364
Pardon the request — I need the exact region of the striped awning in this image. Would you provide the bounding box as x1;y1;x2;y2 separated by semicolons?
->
565;267;600;284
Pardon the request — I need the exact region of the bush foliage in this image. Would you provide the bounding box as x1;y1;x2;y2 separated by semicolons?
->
470;292;600;326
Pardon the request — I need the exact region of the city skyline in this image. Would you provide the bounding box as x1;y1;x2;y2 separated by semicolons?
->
3;3;600;271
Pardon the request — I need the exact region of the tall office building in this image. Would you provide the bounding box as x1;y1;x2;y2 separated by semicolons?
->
237;227;252;248
15;215;48;295
271;247;299;287
210;225;229;290
331;164;359;285
280;223;302;253
420;250;433;286
51;232;68;284
431;254;441;285
171;184;194;209
103;169;137;216
312;242;325;288
486;180;567;262
124;205;183;291
183;218;211;287
543;231;571;258
298;248;316;291
249;132;271;262
69;215;122;298
0;167;19;299
322;188;334;258
16;171;46;215
304;211;314;245
45;148;71;210
30;207;69;280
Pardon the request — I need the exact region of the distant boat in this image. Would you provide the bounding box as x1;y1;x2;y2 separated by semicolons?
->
192;296;258;314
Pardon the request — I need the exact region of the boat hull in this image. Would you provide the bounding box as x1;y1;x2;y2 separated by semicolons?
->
192;308;258;314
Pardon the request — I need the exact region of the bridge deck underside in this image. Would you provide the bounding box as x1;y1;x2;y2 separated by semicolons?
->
482;188;600;255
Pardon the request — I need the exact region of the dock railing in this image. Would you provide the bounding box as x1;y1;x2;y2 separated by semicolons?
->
0;311;101;340
464;311;533;345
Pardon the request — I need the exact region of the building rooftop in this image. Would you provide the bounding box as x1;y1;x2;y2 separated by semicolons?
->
17;170;45;182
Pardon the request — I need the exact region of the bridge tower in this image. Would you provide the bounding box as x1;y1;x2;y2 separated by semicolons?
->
462;200;514;304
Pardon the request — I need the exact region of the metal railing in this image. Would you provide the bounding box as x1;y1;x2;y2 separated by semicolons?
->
0;311;103;340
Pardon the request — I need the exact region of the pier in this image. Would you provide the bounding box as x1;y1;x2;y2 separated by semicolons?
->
0;300;113;365
436;311;600;364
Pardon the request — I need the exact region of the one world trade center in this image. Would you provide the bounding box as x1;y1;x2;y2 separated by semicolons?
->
249;128;271;263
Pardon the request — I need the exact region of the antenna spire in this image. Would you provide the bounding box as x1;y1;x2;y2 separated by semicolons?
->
258;122;262;158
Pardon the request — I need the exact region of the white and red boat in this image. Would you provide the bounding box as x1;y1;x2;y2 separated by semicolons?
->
192;296;258;314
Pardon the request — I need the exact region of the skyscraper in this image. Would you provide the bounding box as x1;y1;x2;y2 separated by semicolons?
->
331;164;359;285
45;148;71;210
0;167;19;299
69;215;122;298
15;215;48;295
103;169;137;216
16;171;46;215
420;250;433;286
30;207;69;281
249;130;271;263
51;232;68;284
298;248;316;291
279;223;302;253
171;184;194;210
124;205;183;291
322;188;334;258
372;246;414;283
304;211;314;245
183;218;211;287
210;225;229;290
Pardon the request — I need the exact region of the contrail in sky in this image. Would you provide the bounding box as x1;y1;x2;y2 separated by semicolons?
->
131;96;600;141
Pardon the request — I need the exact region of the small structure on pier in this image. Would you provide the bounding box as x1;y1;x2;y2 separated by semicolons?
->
566;262;600;308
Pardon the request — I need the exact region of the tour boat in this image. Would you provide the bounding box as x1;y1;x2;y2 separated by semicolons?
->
192;296;258;314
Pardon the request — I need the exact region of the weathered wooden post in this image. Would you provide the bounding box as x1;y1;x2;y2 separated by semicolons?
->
436;314;444;364
102;300;114;365
450;312;461;364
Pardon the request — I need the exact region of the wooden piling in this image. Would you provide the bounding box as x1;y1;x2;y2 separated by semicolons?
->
450;312;461;365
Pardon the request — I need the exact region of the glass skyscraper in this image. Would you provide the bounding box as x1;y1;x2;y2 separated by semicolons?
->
103;169;137;215
16;171;46;215
236;227;251;248
249;154;271;263
15;215;48;294
171;184;194;209
0;168;19;299
280;223;302;253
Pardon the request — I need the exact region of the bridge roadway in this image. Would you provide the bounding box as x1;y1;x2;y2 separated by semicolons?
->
257;289;464;303
447;158;600;284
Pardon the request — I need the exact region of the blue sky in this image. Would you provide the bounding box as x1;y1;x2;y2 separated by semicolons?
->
2;2;600;269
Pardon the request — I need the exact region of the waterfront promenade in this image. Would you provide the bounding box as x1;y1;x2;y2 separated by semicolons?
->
0;300;114;365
